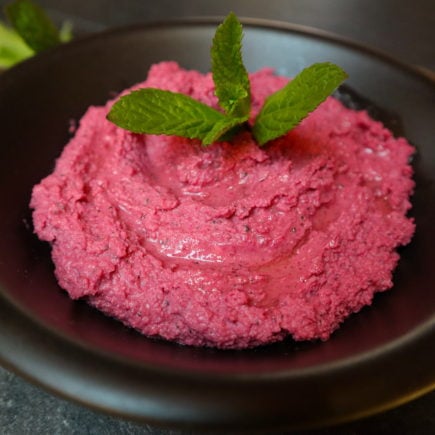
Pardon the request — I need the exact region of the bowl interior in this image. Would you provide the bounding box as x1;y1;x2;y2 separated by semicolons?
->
0;21;434;375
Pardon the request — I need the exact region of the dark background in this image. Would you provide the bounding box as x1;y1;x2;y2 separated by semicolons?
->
0;1;434;434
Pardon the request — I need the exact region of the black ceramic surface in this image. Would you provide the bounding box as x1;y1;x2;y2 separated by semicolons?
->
0;19;434;431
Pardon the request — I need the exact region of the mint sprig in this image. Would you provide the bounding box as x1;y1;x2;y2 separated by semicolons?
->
5;0;62;53
107;13;348;147
0;0;73;69
108;13;250;146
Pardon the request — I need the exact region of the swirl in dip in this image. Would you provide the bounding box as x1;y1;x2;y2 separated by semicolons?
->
31;62;415;348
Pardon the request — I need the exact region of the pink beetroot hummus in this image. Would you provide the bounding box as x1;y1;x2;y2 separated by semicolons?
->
30;62;415;348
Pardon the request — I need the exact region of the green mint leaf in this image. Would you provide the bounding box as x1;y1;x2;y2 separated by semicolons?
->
211;12;251;118
5;0;61;53
252;62;348;145
107;88;237;145
0;21;33;68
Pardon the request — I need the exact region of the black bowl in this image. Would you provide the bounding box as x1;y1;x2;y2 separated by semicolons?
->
0;18;434;431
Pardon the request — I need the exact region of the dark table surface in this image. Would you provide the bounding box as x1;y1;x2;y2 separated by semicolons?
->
0;1;434;434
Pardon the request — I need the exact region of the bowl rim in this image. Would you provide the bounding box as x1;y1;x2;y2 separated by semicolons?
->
0;16;434;431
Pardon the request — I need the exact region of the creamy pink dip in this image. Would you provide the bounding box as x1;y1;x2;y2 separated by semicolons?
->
31;62;415;348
